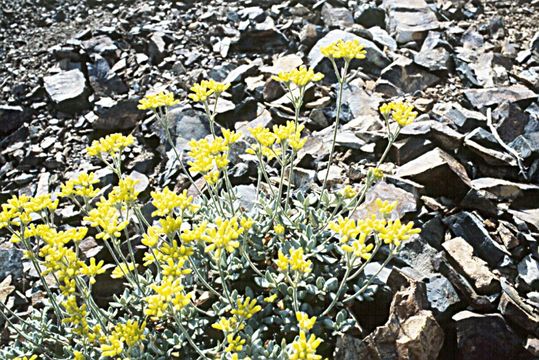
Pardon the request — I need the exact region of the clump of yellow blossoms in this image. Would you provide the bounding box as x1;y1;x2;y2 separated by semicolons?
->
86;133;134;158
1;38;425;360
137;90;180;110
379;101;418;127
272;65;324;87
321;39;367;61
189;79;231;102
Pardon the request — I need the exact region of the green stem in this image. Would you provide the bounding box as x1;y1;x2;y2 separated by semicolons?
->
321;255;352;317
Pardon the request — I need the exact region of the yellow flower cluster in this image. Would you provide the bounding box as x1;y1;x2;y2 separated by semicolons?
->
137;91;180;110
108;177;140;205
187;132;240;185
272;65;324;87
369;167;384;180
296;312;316;332
188;79;231;103
59;172;100;199
111;262;136;279
0;194;58;229
225;334;246;353
247;121;307;160
375;198;397;215
86;133;134;158
378;219;421;247
144;277;192;320
272;121;308;151
276;247;312;274
289;331;323;360
379;101;418;127
321;39;367;61
100;320;146;357
231;297;262;320
341;185;357;199
83;198;129;241
204;217;251;258
151;187;198;217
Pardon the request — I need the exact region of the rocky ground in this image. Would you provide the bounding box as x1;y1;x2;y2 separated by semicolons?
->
1;0;539;358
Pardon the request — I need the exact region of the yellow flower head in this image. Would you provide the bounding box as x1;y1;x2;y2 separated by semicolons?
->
212;316;243;332
276;247;312;274
378;219;421;247
296;312;316;332
231;297;262;320
341;185;357;199
369;167;384;180
226;334;246;353
86;133;134;158
110;262;136;279
151;187;197;217
375;198;398;215
188;79;231;102
264;293;278;303
321;39;367;61
274;224;285;235
341;239;374;260
289;331;323;360
138;91;180;110
379;101;418;127
272;65;324;87
59;172;100;199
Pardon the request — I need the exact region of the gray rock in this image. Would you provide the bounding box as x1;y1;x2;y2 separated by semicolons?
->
453;311;533;359
498;282;539;337
93;98;145;130
43;69;91;113
518;254;539;290
444;212;510;267
464;85;538;109
493;101;533;143
396;147;471;199
509;131;539;160
426;274;461;319
379;56;440;94
383;0;440;44
390;137;435;165
308;30;390;76
414;32;452;72
321;4;354;28
0;248;23;284
442;237;501;295
148;32;166;65
0;105;31;135
432;102;486;132
368;26;397;51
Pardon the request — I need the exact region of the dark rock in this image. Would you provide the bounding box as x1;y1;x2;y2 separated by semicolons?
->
464;85;537;109
383;0;440;44
421;216;445;250
354;5;385;28
442;237;500;295
43;69;91;113
460;188;498;217
509;132;539;161
93;98;145;131
0;105;32;136
432;102;485;132
321;4;354;28
0;248;23;284
88;55;128;96
443;212;510;267
414;32;452;72
389;137;435;165
396;147;471;200
148;32;167;65
235;19;287;52
498;282;539;337
517;254;539;290
452;311;533;359
493;101;532;143
379;56;440;94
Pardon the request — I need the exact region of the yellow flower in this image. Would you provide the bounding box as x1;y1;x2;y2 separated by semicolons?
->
379;101;417;127
375;198;398;215
83;199;129;240
73;351;85;360
86;133;134;158
341;185;357;199
138;90;179;110
15;355;38;360
151;187;197;217
111;262;136;279
225;334;246;353
100;320;146;357
378;219;421;247
108;177;140;205
203;170;221;186
59;172;100;199
222;128;241;145
272;121;307;151
187;137;230;174
144;277;192;320
142;226;162;247
321;39;367;61
369;167;384;180
289;331;323;360
341;239;374;260
274;224;285;235
188;79;230;102
296;312;316;332
329;217;361;243
204;217;244;257
264;294;278;303
80;258;106;285
231;297;262;320
272;65;324;87
276;248;312;274
212;316;242;332
159;215;183;235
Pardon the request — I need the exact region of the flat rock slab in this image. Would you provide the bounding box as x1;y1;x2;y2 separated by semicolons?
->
444;212;510;267
442;237;500;295
44;69;91;113
464;85;537;109
383;0;440;44
396;147;471;199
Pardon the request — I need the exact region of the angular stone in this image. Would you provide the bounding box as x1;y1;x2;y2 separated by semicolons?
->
425;274;461;319
368;26;397;51
321;4;354;28
471;177;539;203
444;212;510;267
442;237;500;295
355;5;385;28
396;147;471;199
510;131;539;160
308;30;390;76
148;32;166;65
379;56;440;94
0;105;31;136
464;85;537;109
383;0;440;44
0;248;23;283
44;69;91;113
493;101;532;143
93;98;145;130
432;102;486;132
518;254;539;290
389;137;435;165
453;311;532;359
498;283;539;337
